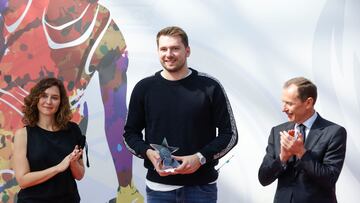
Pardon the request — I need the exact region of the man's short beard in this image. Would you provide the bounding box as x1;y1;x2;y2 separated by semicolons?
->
161;62;186;73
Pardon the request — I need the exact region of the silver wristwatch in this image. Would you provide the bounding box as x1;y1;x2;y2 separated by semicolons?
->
196;152;206;165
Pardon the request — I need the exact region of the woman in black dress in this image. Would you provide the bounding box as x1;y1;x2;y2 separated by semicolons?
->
13;78;85;203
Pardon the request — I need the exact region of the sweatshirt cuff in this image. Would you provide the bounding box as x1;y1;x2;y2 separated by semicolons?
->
199;149;212;163
140;145;153;159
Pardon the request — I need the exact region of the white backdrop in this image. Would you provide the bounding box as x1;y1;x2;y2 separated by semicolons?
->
78;0;360;202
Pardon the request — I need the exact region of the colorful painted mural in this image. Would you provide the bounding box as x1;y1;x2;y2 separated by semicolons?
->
1;0;360;202
0;0;142;202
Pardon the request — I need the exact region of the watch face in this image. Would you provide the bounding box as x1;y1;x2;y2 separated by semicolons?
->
200;157;206;165
196;153;206;165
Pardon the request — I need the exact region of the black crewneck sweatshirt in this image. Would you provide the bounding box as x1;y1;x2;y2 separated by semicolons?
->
124;68;237;185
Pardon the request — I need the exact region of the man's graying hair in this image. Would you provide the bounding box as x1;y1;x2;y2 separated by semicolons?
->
284;77;317;104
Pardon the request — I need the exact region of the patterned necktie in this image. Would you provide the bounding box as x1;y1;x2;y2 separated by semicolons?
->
298;124;306;142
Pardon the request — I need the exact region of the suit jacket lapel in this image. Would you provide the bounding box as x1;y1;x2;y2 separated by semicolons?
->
305;115;325;150
294;115;325;177
285;122;295;133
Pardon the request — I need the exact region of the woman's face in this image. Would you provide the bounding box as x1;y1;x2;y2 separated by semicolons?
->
37;85;61;117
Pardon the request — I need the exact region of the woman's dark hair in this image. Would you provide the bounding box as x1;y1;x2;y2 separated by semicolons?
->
22;78;72;130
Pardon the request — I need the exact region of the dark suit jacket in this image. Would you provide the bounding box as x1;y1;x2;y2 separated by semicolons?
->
258;115;347;203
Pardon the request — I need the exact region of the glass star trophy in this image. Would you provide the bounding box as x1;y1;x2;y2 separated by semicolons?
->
150;138;180;172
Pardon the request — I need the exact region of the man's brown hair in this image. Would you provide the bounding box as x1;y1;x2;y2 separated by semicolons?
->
156;26;189;47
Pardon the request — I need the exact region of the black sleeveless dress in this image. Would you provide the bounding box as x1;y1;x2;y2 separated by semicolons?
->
17;122;83;203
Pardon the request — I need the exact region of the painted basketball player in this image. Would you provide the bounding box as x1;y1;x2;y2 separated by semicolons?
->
0;1;142;202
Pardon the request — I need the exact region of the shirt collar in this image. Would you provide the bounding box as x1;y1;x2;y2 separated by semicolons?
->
296;111;318;130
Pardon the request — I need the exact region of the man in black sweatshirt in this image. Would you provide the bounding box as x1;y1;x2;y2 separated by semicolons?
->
123;26;238;203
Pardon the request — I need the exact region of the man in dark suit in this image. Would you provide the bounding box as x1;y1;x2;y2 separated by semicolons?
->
258;77;347;203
